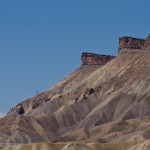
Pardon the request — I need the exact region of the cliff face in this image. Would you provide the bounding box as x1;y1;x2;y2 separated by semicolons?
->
81;52;115;65
118;34;150;53
118;37;145;51
82;35;150;64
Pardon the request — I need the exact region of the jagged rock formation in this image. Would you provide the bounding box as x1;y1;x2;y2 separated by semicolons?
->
81;52;115;65
0;34;150;150
118;34;150;53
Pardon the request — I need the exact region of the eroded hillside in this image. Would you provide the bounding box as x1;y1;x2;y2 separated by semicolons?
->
0;35;150;150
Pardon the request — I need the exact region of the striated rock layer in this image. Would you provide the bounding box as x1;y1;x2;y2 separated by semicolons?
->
118;34;150;53
81;52;115;65
0;34;150;150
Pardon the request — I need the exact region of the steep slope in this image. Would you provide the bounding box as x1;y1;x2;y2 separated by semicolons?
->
8;65;102;116
1;52;150;145
0;55;112;144
0;35;150;150
50;52;150;143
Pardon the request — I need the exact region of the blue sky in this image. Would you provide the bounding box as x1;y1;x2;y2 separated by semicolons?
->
0;0;150;113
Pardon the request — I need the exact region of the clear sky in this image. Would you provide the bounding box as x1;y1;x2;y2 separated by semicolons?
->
0;0;150;113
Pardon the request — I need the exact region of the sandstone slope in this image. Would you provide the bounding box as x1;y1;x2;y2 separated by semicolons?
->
0;35;150;150
1;141;150;150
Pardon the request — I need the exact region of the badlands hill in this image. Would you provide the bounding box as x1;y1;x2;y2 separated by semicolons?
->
0;35;150;150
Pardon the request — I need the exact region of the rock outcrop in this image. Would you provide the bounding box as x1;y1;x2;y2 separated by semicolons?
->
118;37;145;51
118;34;150;53
81;52;115;65
144;34;150;47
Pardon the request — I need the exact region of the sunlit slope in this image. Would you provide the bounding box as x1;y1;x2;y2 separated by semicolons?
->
0;52;150;146
1;141;150;150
